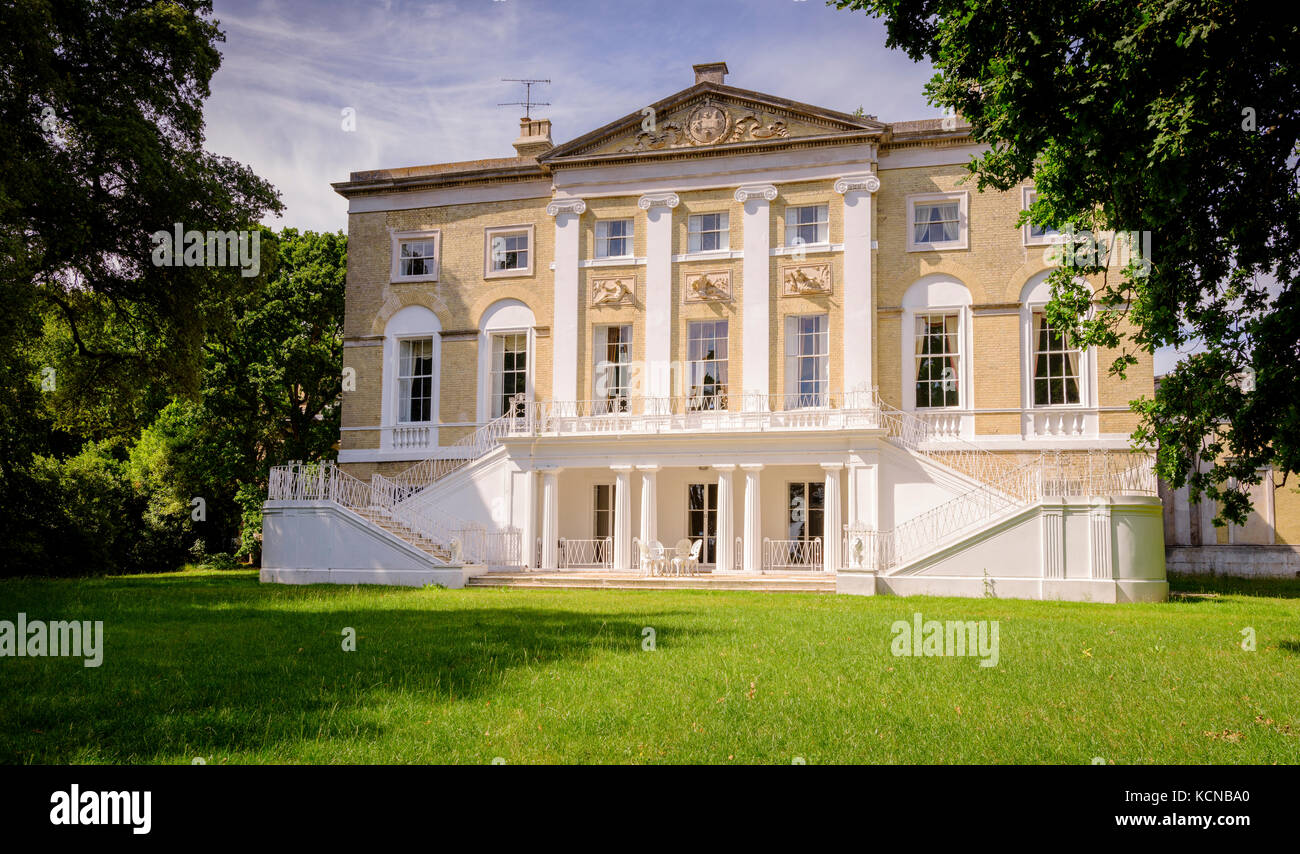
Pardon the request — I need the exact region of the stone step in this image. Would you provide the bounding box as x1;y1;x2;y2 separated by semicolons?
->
466;573;834;593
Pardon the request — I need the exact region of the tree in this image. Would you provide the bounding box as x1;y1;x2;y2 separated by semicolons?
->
837;0;1300;523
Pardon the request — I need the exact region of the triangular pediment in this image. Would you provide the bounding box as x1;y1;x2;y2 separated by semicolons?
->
540;82;884;165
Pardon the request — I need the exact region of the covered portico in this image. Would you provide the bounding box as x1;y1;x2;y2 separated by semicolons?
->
505;430;882;574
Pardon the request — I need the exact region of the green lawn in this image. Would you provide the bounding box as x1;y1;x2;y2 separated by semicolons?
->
1;569;1297;764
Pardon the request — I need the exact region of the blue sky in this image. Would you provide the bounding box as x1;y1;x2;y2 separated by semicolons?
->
203;0;943;233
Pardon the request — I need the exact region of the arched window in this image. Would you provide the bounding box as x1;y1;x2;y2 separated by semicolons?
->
1019;271;1098;437
478;299;536;422
382;305;441;451
901;276;973;438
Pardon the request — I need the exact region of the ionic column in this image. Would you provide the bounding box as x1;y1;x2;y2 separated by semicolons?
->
540;467;561;570
638;193;679;401
741;464;764;571
735;185;777;410
835;174;880;394
611;465;633;571
546;199;585;404
637;464;660;546
714;465;736;573
822;463;843;573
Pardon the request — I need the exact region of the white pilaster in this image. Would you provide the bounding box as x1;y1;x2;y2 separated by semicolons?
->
520;468;538;570
540;467;561;570
638;193;679;400
714;465;736;573
546;199;585;404
735;184;777;410
637;464;660;546
741;464;764;572
822;464;843;573
611;465;633;571
835;174;879;394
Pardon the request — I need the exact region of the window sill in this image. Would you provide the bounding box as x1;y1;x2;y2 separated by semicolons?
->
391;274;439;284
485;269;534;280
771;243;841;256
579;256;645;268
906;242;968;253
673;249;741;263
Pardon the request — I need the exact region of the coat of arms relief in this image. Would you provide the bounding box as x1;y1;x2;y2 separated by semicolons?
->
780;263;832;296
590;276;637;307
684;270;731;303
616;100;790;153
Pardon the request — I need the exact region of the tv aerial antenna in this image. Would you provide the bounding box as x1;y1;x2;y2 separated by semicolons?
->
499;78;551;118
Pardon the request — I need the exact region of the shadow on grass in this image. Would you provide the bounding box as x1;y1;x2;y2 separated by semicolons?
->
0;575;700;763
1169;573;1300;600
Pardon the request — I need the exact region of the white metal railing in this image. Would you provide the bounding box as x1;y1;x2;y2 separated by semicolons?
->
845;450;1158;574
557;537;613;569
763;537;822;571
268;461;521;566
511;390;880;437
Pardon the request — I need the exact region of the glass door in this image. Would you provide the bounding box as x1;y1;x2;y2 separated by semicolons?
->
686;483;718;565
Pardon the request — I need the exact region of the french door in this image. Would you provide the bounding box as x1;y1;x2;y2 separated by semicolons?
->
686;483;718;565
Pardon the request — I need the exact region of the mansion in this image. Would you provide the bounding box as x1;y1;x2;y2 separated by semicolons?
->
262;62;1168;601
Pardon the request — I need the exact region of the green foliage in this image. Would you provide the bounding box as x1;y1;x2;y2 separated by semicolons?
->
838;0;1300;524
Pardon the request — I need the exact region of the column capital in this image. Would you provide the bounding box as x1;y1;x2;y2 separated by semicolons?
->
635;464;661;472
740;463;765;472
610;464;635;473
537;465;564;475
834;174;880;195
546;198;586;216
820;462;845;471
712;464;737;472
733;183;778;203
637;192;680;210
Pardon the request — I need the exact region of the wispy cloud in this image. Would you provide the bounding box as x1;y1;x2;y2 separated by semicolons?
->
204;0;940;232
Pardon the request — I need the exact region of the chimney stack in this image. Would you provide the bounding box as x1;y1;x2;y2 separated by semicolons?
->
513;117;553;157
693;62;729;86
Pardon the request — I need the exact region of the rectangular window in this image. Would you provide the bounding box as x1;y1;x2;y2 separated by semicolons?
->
490;231;529;272
1032;313;1081;406
914;313;960;408
1024;188;1060;243
595;219;633;258
913;201;960;245
491;332;528;417
786;314;829;407
787;482;825;542
398;337;435;423
593;484;613;541
686;320;728;410
785;204;829;246
688;213;729;253
398;239;437;277
594;325;632;411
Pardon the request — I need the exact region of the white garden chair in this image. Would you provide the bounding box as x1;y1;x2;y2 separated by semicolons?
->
637;539;666;576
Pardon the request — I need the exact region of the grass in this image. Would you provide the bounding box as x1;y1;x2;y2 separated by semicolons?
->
1;569;1298;764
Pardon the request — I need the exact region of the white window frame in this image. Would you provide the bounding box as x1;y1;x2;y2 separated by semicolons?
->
1022;187;1064;247
476;299;536;424
396;336;437;424
488;330;530;418
1028;310;1084;408
592;483;615;541
900;276;973;420
687;212;730;253
380;305;442;450
906;191;969;252
390;229;440;282
593;323;633;409
784;313;830;408
595;219;634;259
685;318;729;410
911;312;963;410
484;224;535;278
784;204;830;248
1019;272;1096;413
